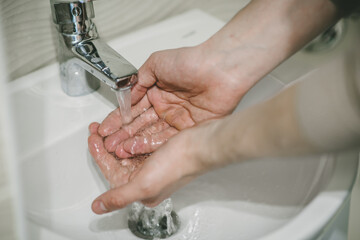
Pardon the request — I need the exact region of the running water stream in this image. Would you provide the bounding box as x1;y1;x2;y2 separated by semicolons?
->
114;87;180;239
115;86;133;125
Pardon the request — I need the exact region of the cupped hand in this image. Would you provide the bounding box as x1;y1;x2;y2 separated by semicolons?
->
88;122;146;188
89;121;212;214
99;45;247;157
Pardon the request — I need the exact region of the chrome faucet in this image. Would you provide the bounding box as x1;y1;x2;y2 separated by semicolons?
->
50;0;137;96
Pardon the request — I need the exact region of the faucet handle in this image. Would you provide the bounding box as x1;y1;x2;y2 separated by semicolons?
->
50;0;95;25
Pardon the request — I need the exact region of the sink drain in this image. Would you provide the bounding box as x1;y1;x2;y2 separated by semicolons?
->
128;200;181;239
304;20;346;53
128;210;180;239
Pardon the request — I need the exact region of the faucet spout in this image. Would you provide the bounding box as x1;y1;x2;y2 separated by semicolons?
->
50;0;137;96
72;38;138;89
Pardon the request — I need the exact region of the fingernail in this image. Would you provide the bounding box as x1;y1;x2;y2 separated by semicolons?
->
99;201;107;212
94;200;107;213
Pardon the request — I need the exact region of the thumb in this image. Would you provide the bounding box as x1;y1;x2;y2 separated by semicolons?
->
131;53;158;104
92;181;145;214
91;163;163;214
91;151;168;214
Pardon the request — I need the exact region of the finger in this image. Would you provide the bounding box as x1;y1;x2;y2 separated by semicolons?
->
131;82;148;106
92;181;144;214
104;108;159;152
113;142;132;158
131;53;158;104
88;130;118;180
98;95;152;137
92;160;161;214
114;120;170;157
116;127;178;157
89;122;100;134
98;108;121;137
104;129;130;153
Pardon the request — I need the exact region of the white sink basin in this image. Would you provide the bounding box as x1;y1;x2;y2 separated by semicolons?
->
8;10;358;240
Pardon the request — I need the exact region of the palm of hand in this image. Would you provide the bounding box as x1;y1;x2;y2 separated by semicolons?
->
88;122;147;188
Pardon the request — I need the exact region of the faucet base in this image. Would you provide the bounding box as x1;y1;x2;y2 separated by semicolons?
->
60;61;100;96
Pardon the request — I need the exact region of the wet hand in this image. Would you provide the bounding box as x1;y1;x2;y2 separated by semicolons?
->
88;122;146;188
100;95;178;158
90;125;209;214
99;46;246;157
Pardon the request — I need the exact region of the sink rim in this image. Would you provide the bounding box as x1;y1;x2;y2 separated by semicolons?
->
261;151;358;240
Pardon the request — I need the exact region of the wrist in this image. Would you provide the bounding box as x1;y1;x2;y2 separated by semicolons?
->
198;0;339;93
186;119;233;171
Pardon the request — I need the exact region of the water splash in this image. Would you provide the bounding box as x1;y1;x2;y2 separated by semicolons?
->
128;199;180;239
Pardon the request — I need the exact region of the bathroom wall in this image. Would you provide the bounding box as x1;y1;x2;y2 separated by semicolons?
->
0;0;249;81
0;18;17;240
0;122;16;240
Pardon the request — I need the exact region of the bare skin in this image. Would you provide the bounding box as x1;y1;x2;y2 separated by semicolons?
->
89;84;315;213
100;46;247;158
98;0;339;159
89;121;201;211
89;0;340;214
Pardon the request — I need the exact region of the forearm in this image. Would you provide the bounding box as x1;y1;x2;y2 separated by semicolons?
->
199;0;340;95
296;55;360;151
196;84;314;168
193;60;360;168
